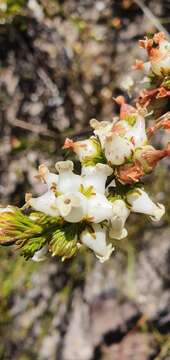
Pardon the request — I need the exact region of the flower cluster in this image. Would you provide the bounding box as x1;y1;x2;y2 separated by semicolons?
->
134;32;170;119
0;32;169;263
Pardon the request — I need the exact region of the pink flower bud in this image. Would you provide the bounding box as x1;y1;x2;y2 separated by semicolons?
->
147;113;170;137
135;144;170;173
116;161;144;184
63;138;75;150
139;38;153;52
114;96;136;120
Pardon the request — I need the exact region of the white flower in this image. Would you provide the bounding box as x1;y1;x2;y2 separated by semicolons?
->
87;193;113;223
126;188;165;221
55;160;81;194
104;133;134;165
56;192;87;223
29;191;59;217
63;137;100;163
32;245;48;262
150;39;170;76
90;119;113;147
38;164;58;189
81;163;113;194
139;33;170;76
73;138;98;162
89;114;147;166
125;114;147;148
109;199;130;240
80;224;114;262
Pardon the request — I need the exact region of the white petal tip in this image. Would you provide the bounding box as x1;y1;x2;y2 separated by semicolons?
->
150;203;165;222
90;118;100;129
109;228;128;240
96;163;113;176
55;160;73;172
96;245;115;263
32;246;48;262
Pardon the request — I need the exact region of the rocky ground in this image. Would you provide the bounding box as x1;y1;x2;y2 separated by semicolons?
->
0;1;170;359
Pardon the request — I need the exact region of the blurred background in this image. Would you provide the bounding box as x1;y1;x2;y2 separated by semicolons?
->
0;1;170;359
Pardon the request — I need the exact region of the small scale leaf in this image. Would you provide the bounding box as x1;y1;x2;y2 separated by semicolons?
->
19;236;47;260
49;224;78;260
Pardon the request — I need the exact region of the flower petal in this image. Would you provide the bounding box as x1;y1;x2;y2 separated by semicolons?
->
81;163;113;194
29;191;59;217
56;192;87;223
104;133;134;165
90;119;113;148
55;160;81;193
32;245;48;262
87;193;113;223
80;224;114;262
126;188;165;221
38;164;58;189
109;200;130;240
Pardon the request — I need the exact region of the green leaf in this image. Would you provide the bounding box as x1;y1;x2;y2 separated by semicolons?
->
0;207;42;245
0;208;66;260
107;180;142;202
161;76;170;90
49;224;78;261
107;192;122;203
19;236;47;260
29;211;63;227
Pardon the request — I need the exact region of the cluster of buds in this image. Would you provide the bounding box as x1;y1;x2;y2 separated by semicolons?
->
0;33;169;263
134;32;170;118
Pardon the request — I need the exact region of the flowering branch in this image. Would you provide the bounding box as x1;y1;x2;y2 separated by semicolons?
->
0;32;169;262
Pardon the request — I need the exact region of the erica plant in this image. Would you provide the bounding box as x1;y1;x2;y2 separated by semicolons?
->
0;32;169;263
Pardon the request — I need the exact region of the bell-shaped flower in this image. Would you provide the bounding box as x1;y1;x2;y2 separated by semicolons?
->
115;97;147;148
150;38;170;76
81;163;113;194
90;119;113;147
126;188;165;221
114;96;137;121
109;199;130;240
87;193;113;223
63;136;102;164
125;114;147;148
32;245;48;262
80;224;114;262
38;164;59;189
28;191;59;217
139;32;170;76
55;160;81;194
135;144;170;173
104;132;134;165
56;192;87;223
